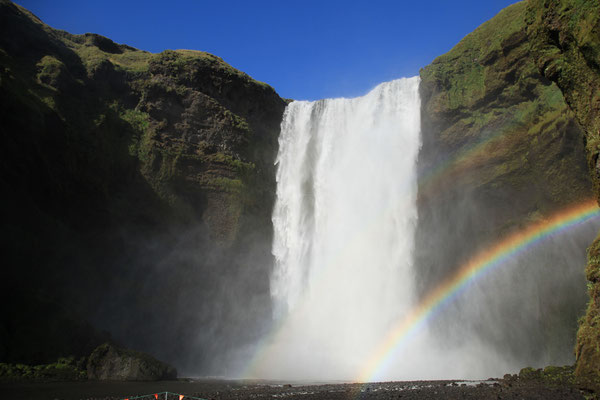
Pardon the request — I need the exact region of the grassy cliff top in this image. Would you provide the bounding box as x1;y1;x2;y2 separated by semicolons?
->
421;2;528;110
435;1;527;61
7;1;273;90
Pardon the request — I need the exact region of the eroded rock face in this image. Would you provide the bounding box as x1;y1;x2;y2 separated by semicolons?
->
3;0;598;381
526;0;600;388
0;0;284;373
418;1;593;367
87;344;177;381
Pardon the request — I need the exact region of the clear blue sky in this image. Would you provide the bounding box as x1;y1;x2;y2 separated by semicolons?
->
17;0;519;100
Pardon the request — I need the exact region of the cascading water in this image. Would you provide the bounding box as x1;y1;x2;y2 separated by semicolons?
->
247;75;596;382
256;77;422;380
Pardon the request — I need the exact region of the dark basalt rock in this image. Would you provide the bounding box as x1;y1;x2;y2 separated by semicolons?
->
418;0;592;370
526;0;600;390
87;343;177;381
0;0;284;375
2;0;598;386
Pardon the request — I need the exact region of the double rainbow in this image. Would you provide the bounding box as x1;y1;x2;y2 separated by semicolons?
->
357;198;600;382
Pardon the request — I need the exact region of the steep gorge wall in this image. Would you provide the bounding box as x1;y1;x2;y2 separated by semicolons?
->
0;0;285;373
526;0;600;387
3;0;600;382
418;1;594;368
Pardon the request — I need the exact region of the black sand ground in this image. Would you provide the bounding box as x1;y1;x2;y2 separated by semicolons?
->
0;378;591;400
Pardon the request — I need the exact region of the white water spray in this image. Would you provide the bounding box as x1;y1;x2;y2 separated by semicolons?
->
244;75;598;382
256;77;422;380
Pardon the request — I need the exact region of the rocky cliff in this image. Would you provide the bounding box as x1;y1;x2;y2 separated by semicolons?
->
0;0;285;374
418;1;594;369
3;0;600;384
526;0;600;388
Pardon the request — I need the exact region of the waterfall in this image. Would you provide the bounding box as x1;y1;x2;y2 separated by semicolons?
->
247;75;595;381
261;77;421;380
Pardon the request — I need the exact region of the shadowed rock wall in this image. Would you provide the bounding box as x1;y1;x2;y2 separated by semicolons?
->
417;1;594;369
0;0;285;375
526;0;600;388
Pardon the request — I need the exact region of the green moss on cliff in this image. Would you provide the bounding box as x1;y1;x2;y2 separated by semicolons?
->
148;49;272;91
0;0;286;368
518;365;576;386
420;1;591;223
75;43;150;74
417;0;593;368
0;358;87;382
421;3;527;110
527;0;600;199
575;233;600;388
121;108;150;137
526;0;600;388
36;55;65;89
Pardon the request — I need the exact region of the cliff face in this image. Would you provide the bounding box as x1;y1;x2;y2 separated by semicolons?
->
418;2;594;368
526;0;600;387
0;0;285;373
3;0;600;381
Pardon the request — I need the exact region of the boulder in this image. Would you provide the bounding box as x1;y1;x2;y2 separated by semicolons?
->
87;343;176;381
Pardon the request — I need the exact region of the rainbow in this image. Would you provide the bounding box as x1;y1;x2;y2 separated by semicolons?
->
244;131;516;378
357;199;600;383
416;122;520;203
242;105;598;380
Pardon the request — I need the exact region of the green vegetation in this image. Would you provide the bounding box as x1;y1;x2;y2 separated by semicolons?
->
35;55;64;89
575;233;600;388
0;0;285;369
173;49;271;88
0;357;87;382
420;1;590;216
421;3;527;110
60;33;152;74
121;108;150;135
527;0;600;199
206;152;255;174
518;365;576;386
526;0;600;388
224;109;251;132
418;1;594;374
148;49;272;90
